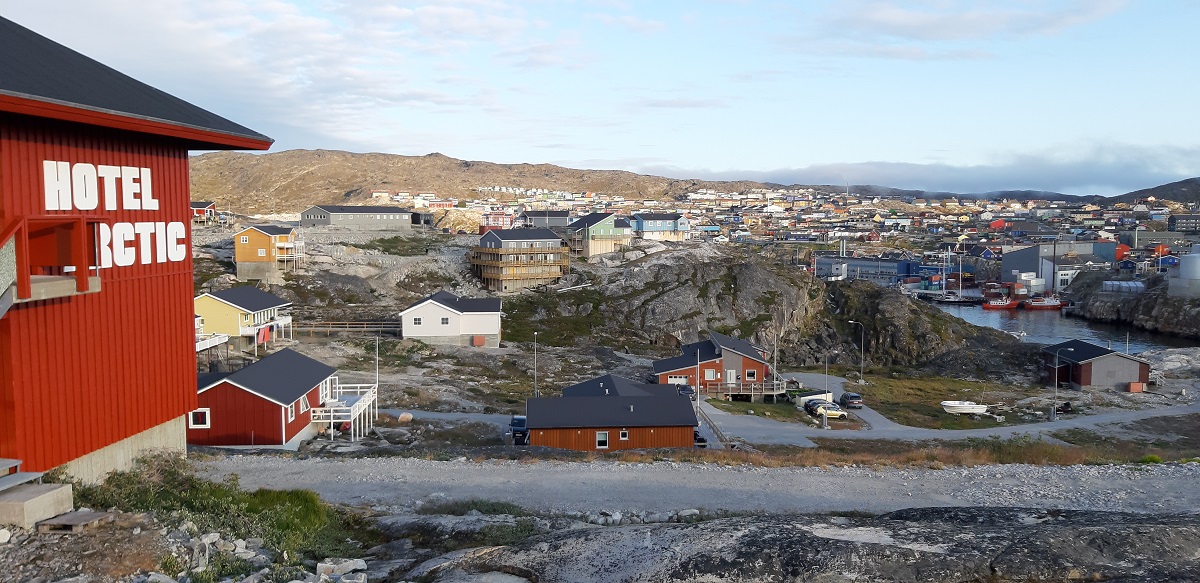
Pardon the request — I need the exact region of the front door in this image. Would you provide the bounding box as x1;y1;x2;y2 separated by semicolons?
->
726;369;737;386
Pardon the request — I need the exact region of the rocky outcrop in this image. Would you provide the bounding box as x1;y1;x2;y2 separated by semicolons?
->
1067;272;1200;339
410;507;1200;583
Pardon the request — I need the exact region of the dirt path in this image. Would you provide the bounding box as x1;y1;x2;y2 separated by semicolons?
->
199;455;1200;516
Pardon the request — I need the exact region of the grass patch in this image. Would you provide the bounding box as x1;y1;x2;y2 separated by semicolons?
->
502;289;607;346
1051;416;1200;463
347;235;444;256
64;453;382;563
705;398;809;423
849;375;1038;430
417;498;531;517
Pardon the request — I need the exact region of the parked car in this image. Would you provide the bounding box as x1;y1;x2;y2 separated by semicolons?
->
839;392;863;409
509;415;528;445
694;430;708;448
677;385;697;401
815;402;848;420
803;399;833;416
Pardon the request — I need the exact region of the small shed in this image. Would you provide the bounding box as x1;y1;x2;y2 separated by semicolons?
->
1042;340;1150;391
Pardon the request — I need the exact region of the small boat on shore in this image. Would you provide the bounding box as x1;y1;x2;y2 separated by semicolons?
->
982;297;1018;310
941;400;989;414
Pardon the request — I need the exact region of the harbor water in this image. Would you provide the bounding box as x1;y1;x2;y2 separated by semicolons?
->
932;303;1200;354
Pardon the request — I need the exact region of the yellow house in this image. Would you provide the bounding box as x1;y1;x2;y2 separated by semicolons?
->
234;225;303;281
194;286;293;355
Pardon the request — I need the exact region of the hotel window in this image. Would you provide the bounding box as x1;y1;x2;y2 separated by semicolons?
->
441;317;450;325
413;317;422;326
596;431;609;449
188;409;211;429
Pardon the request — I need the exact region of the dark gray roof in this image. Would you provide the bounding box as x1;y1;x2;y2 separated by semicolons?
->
526;395;697;429
633;213;683;221
486;228;563;241
561;374;679;398
191;201;215;208
707;329;765;362
307;205;411;214
0;16;271;148
1042;340;1149;365
566;212;614;231
404;290;501;314
204;286;290;312
614;218;632;229
248;225;293;236
520;210;570;218
653;340;721;374
206;348;335;405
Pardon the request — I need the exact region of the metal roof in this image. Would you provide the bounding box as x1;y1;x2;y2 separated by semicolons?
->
202;286;291;313
653;340;721;374
0;16;271;149
191;201;215;208
633;213;683;221
707;329;765;361
201;348;335;406
566;212;614;231
306;205;412;214
1042;339;1149;365
485;228;563;241
519;210;570;218
244;225;293;236
526;395;697;429
561;374;679;398
401;290;501;315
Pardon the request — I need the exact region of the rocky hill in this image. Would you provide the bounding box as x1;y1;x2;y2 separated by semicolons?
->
1066;272;1200;339
188;148;1200;214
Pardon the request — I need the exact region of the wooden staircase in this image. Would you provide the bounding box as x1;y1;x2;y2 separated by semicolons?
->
0;458;43;493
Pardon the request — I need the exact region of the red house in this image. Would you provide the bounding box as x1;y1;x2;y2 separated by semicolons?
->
189;348;379;447
0;16;271;483
652;331;776;401
191;201;217;221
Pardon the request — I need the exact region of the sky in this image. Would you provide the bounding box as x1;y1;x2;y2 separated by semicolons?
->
4;1;1199;196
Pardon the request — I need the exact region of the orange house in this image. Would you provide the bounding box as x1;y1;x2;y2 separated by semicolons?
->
652;330;775;401
234;225;302;281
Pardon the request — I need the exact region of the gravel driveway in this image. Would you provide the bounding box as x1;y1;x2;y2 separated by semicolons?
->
200;456;1200;516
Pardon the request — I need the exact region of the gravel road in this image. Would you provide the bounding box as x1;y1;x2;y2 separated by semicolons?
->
200;456;1200;516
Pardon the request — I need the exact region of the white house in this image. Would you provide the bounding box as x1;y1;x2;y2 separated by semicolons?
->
399;291;502;347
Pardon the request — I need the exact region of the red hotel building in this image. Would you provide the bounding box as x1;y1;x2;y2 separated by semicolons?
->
0;16;271;481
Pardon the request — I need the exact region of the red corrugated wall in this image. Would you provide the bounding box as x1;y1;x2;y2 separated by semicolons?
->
0;113;197;471
189;383;284;446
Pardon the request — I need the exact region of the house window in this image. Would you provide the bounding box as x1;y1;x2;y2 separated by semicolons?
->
300;397;310;413
746;369;757;381
287;403;296;422
704;369;716;380
441;317;450;325
413;317;422;326
188;409;211;429
596;431;609;449
240;236;249;244
619;430;629;441
258;248;266;257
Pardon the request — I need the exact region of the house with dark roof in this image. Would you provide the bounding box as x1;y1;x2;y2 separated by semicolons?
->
191;201;217;223
469;229;570;292
565;212;632;258
652;331;778;401
630;213;691;241
526;374;697;451
187;348;378;447
1043;340;1150;391
233;224;303;282
399;291;502;347
299;205;415;230
194;287;293;355
515;209;571;228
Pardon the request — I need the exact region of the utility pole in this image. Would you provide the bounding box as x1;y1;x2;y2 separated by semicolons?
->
533;331;539;398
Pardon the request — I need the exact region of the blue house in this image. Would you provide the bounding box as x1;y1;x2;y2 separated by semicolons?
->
630;213;691;241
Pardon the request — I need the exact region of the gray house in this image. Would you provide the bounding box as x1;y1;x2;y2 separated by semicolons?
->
515;210;571;229
1043;339;1149;391
300;205;414;230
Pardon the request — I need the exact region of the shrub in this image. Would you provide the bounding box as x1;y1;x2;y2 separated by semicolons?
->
1136;454;1163;464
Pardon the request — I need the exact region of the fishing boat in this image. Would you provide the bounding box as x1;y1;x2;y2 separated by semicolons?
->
941;400;989;415
932;291;982;305
981;297;1019;310
1023;295;1064;310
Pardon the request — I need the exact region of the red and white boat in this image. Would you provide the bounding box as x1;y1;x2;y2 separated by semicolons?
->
981;297;1019;310
1023;295;1064;310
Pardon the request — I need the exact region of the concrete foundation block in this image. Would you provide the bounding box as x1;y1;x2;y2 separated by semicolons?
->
0;483;73;529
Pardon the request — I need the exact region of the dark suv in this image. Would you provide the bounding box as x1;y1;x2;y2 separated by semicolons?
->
509;415;529;445
839;392;863;409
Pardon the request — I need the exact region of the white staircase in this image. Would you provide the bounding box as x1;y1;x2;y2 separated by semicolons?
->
0;458;43;493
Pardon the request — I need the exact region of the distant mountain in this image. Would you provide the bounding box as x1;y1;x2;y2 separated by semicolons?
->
187;149;1200;213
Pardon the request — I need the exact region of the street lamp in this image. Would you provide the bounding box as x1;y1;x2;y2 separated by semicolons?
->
1051;347;1074;421
848;320;865;384
533;331;539;398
